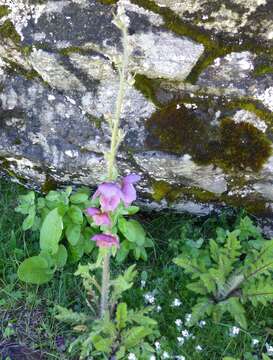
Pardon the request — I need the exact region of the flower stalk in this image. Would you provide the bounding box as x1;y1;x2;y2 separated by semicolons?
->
100;2;131;318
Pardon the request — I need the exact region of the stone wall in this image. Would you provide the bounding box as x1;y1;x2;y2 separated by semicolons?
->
0;0;272;216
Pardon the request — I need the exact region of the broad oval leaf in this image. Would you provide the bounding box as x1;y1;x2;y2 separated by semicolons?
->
70;192;89;204
52;244;68;268
18;256;54;284
118;218;146;246
65;223;81;246
40;208;63;254
68;205;83;224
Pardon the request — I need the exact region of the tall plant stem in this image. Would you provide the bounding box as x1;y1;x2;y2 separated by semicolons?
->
100;250;111;316
107;21;129;181
100;7;130;318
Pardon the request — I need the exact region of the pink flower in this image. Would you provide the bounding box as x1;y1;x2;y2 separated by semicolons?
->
121;174;141;206
86;207;111;226
91;233;120;248
93;182;123;212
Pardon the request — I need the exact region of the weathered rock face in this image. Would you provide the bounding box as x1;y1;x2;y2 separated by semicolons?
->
0;0;273;216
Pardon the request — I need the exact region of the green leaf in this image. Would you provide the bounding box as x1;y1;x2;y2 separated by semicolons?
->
18;256;54;284
22;207;36;230
70;192;89;204
68;236;85;263
116;303;127;330
52;244;68;268
118;218;146;246
15;191;35;215
225;297;247;329
123;326;152;348
116;240;130;263
116;346;126;359
65;223;81;246
40;208;63;254
68;205;83;224
55;305;89;324
92;335;112;352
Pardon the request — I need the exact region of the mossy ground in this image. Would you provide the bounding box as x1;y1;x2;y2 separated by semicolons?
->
1;178;273;359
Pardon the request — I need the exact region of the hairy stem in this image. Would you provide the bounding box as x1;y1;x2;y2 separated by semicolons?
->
100;250;111;317
107;18;129;181
100;4;130;318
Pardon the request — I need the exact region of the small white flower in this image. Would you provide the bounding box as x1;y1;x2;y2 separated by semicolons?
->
176;356;185;360
141;279;146;288
156;305;162;312
181;329;191;339
150;356;156;360
172;298;182;307
185;313;192;325
251;338;259;347
175;319;183;327
198;320;206;328
229;326;240;337
144;293;155;304
154;341;161;351
176;104;181;110
266;343;273;356
195;345;203;352
128;353;137;360
162;351;170;359
177;336;185;346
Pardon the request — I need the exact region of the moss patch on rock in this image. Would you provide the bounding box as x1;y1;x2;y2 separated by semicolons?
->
0;5;10;18
0;20;21;44
145;103;272;173
219;118;271;172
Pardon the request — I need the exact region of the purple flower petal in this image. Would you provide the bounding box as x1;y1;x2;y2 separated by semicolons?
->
123;174;141;185
93;212;111;226
86;207;100;216
121;183;136;206
91;233;119;248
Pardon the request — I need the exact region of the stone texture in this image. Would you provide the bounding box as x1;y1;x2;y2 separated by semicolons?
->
0;0;273;218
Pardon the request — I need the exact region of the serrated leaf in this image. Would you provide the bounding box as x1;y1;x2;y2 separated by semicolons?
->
92;335;112;352
65;223;81;245
123;326;152;348
225;297;247;329
55;305;89;324
40;208;63;254
18;256;54;284
116;303;127;330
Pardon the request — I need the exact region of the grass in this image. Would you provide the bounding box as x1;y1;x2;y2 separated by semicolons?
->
0;178;273;359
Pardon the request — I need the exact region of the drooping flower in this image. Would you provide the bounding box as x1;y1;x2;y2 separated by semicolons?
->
93;182;123;212
120;174;140;207
91;233;119;248
86;207;111;226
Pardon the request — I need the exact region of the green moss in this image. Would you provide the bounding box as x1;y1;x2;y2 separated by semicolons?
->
5;59;40;81
96;0;118;4
59;46;90;57
253;64;273;77
41;176;57;193
0;5;10;18
86;114;103;129
227;100;273;126
152;180;217;203
218;118;272;172
134;74;162;107
145;102;215;164
0;20;21;44
145;103;272;173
